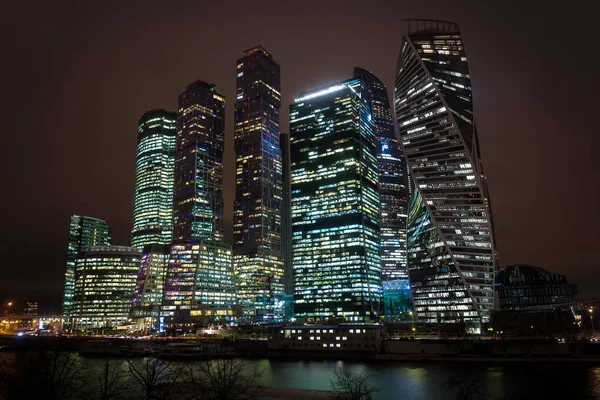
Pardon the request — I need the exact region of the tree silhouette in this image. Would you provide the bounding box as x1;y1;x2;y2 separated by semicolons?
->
127;358;184;400
93;360;129;400
330;366;379;400
441;375;484;400
185;358;261;400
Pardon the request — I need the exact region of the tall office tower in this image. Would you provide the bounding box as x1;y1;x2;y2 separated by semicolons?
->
62;215;112;321
161;81;234;324
354;67;410;282
131;109;177;249
394;20;496;328
233;46;284;320
280;132;293;318
72;246;141;328
173;81;225;242
130;244;170;326
289;77;382;321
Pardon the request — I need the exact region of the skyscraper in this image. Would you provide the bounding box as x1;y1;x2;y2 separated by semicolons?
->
353;67;410;282
394;19;496;328
289;77;382;321
160;81;235;324
233;46;284;320
173;81;225;242
73;246;141;328
280;132;293;318
62;215;112;321
131;109;177;249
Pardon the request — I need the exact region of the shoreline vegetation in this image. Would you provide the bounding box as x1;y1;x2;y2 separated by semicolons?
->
0;353;365;400
2;336;600;363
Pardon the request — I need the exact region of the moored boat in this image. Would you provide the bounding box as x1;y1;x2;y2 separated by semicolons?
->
158;342;205;360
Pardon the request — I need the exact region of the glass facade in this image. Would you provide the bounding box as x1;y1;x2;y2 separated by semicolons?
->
160;241;236;321
354;67;409;282
289;77;382;321
280;132;293;301
394;20;496;326
72;246;141;328
131;109;176;249
173;81;225;242
495;265;578;310
62;215;111;320
234;46;284;320
131;244;170;323
382;279;413;319
162;80;233;323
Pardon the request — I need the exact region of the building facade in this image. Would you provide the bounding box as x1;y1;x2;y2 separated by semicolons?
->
267;324;383;352
161;81;235;324
131;244;170;325
394;19;496;328
233;46;284;320
161;241;236;322
289;77;382;322
495;265;578;310
173;81;225;242
280;132;293;317
353;67;409;282
72;246;141;328
131;109;177;249
62;215;112;321
382;280;413;319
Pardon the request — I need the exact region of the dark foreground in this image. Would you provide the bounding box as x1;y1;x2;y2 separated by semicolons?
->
1;349;600;400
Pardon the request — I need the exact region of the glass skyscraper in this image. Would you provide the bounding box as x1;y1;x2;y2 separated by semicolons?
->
131;109;176;249
233;46;284;320
280;132;293;310
394;20;496;328
354;67;409;282
173;81;225;242
62;215;112;321
72;246;141;328
289;77;382;321
131;243;170;325
161;81;235;324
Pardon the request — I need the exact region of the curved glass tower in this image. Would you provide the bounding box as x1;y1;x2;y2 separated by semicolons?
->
131;109;176;249
394;20;496;327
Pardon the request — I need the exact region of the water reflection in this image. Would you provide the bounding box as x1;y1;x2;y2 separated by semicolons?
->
1;353;599;399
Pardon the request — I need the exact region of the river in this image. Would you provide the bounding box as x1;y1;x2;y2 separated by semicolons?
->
1;353;599;399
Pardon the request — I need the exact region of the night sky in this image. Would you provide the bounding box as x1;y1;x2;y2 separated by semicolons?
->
2;1;598;313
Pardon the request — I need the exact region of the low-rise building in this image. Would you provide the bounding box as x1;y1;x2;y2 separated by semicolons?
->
267;324;383;352
495;265;578;310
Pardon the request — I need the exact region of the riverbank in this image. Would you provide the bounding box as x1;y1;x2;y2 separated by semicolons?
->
2;335;600;363
256;386;331;400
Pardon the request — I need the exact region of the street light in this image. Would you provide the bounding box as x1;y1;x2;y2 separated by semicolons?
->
409;311;415;334
589;308;595;337
7;302;12;315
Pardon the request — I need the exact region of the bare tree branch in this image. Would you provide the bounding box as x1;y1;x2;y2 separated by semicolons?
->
185;358;261;400
330;366;379;400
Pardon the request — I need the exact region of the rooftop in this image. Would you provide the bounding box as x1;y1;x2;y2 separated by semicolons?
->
403;19;459;35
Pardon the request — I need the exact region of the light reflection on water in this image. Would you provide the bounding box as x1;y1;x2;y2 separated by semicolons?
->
1;353;599;399
254;359;600;399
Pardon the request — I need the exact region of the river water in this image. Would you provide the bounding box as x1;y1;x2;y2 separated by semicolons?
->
258;359;600;399
1;353;599;399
